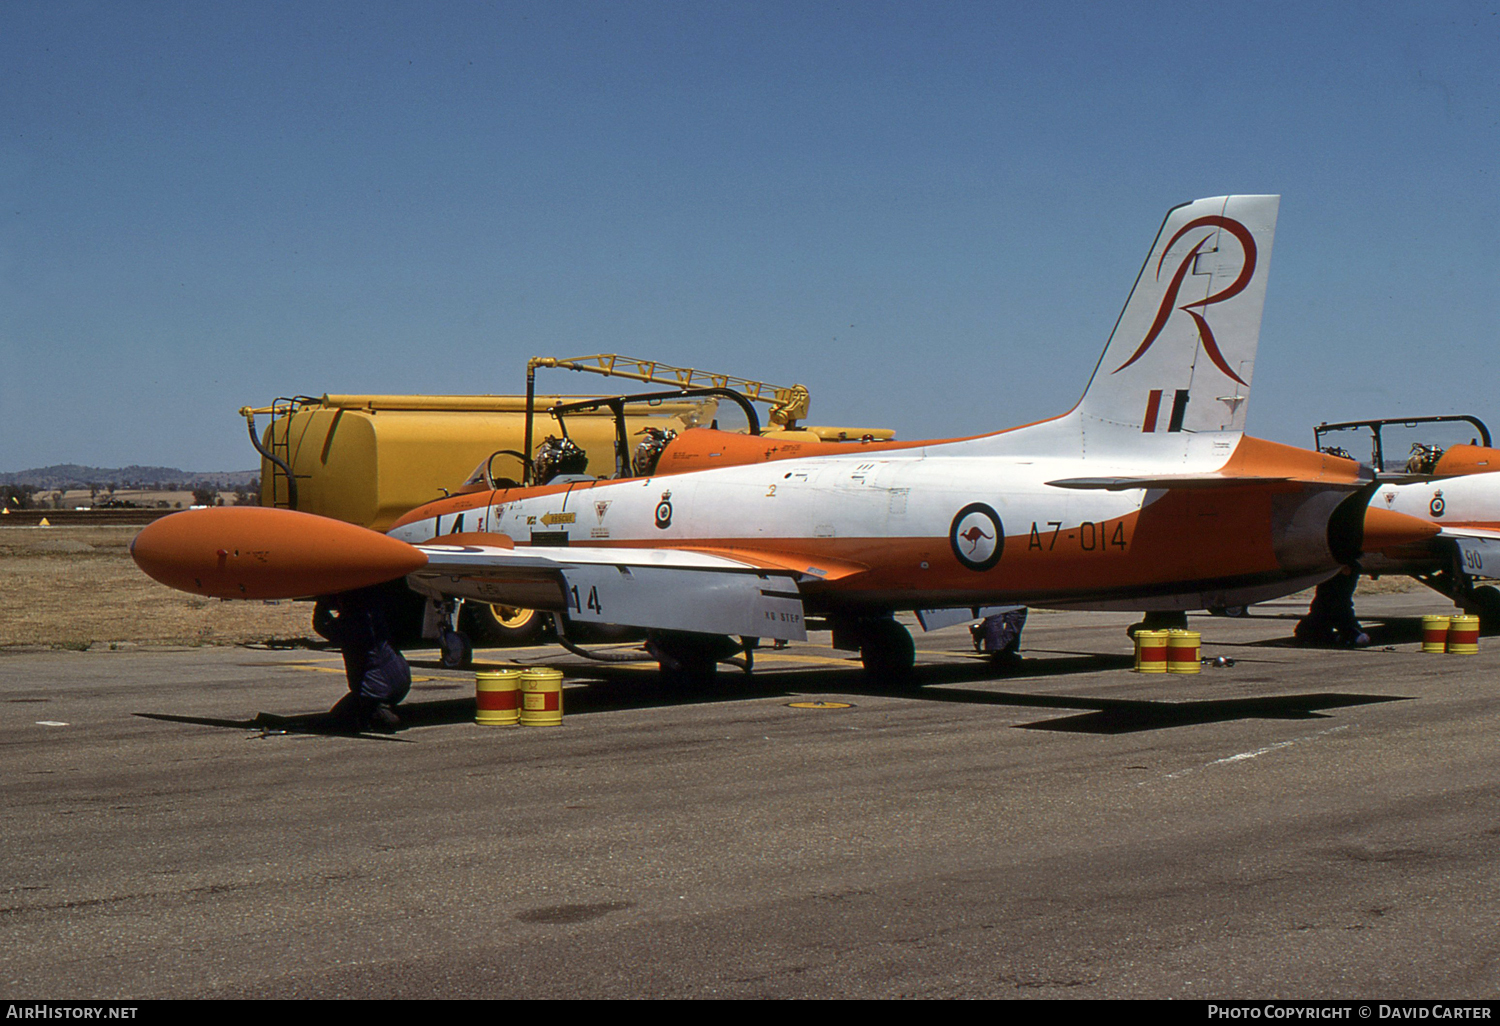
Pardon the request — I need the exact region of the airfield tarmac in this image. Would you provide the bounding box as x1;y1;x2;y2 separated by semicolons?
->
3;593;1498;999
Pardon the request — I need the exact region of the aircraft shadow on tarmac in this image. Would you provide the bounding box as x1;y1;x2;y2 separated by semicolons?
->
136;647;1409;739
604;658;1408;735
1000;692;1405;734
1209;614;1471;649
134;709;425;742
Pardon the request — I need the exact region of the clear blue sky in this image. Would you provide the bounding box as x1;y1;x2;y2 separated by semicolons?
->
2;1;1495;471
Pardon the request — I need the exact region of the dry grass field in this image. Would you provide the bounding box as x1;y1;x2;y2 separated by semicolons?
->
0;524;315;650
20;487;243;511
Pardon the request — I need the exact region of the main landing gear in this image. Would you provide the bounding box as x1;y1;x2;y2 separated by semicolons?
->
463;603;547;646
423;596;474;669
831;616;916;684
858;617;916;679
1207;604;1248;618
645;619;919;688
439;627;473;670
646;631;744;689
1125;610;1188;639
1415;569;1500;631
1472;586;1500;630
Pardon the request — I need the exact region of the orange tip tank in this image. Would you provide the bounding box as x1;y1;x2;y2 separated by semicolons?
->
131;507;428;600
1362;506;1441;556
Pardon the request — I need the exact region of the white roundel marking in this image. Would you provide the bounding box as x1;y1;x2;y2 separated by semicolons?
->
949;503;1004;571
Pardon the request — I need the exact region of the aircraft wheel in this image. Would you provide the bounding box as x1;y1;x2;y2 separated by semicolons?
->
859;618;916;682
1126;611;1189;638
463;603;547;646
439;629;473;670
1207;605;1248;618
648;631;733;690
1471;586;1500;631
659;656;718;690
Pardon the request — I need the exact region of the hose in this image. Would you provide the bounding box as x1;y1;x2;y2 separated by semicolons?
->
242;411;298;510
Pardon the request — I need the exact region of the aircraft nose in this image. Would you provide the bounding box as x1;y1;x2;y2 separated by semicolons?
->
1361;507;1441;556
132;507;428;600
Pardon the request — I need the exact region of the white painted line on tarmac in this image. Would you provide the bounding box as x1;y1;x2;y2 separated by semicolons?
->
1211;739;1299;765
1155;724;1348;782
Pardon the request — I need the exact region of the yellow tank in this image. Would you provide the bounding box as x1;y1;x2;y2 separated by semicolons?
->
251;394;720;530
251;393;892;531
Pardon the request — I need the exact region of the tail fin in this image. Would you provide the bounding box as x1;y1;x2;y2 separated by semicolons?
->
1075;195;1279;449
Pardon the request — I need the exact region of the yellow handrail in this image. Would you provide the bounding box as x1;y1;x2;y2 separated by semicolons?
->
526;354;810;427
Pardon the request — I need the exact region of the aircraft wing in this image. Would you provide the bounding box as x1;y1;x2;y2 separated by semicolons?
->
408;542;862;641
1438;526;1500;541
1435;528;1500;581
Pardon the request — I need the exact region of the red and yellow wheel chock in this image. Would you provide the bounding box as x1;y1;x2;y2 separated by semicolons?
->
1134;629;1201;674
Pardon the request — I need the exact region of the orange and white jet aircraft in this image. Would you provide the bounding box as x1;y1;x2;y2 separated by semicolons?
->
132;195;1439;678
1321;419;1500;622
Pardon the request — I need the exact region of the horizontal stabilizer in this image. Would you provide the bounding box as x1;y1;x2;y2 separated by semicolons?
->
1046;474;1296;491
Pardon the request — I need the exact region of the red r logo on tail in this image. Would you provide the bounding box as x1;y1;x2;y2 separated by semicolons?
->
1111;215;1256;386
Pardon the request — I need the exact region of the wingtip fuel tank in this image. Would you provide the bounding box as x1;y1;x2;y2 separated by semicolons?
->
1362;506;1442;556
131;507;428;600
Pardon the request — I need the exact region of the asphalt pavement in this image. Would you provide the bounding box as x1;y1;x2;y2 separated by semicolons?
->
3;593;1498;998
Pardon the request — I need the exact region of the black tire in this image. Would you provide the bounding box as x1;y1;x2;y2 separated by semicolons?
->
462;603;548;646
649;631;735;689
859;618;916;681
1471;586;1500;631
660;656;719;690
1208;605;1248;618
1126;611;1189;637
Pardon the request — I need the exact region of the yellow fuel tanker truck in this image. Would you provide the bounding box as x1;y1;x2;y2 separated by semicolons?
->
242;355;892;649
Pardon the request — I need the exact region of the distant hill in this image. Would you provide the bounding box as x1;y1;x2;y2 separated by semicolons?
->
0;465;260;489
